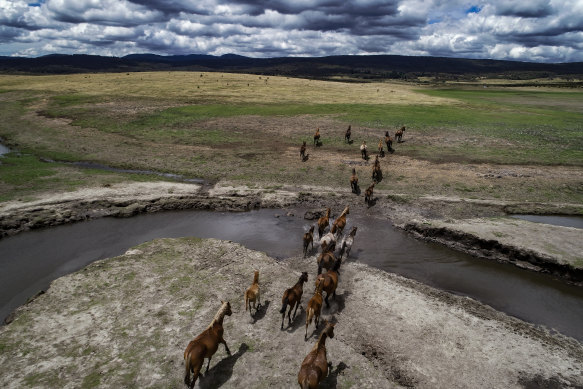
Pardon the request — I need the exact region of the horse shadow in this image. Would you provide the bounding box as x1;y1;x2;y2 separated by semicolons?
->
251;300;270;324
198;343;249;389
326;290;351;314
366;197;378;208
351;185;361;195
320;361;349;388
283;306;306;333
346;139;354;145
315;140;323;147
302;154;310;162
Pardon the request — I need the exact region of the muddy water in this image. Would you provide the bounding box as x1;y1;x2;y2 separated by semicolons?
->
1;209;583;342
511;214;583;229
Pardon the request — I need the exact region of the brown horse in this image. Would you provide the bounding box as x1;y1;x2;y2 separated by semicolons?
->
313;128;320;146
395;126;406;143
331;206;349;237
305;279;324;340
281;272;309;329
303;225;315;257
317;249;336;275
345;125;351;143
298;320;336;388
316;256;342;307
350;168;359;194
300;141;307;160
317;208;331;239
377;138;385;157
364;182;375;205
245;270;260;314
184;301;232;388
385;131;393;153
372;160;382;183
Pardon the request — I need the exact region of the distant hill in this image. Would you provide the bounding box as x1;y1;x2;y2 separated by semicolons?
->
0;53;581;81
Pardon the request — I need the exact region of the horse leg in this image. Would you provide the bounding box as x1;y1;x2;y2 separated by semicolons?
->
189;358;204;389
281;309;286;329
205;356;212;373
324;293;330;308
293;300;300;320
220;337;231;355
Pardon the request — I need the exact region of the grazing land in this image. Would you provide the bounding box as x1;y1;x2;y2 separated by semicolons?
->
0;72;582;387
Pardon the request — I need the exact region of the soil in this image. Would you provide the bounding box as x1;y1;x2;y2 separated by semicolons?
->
1;238;582;388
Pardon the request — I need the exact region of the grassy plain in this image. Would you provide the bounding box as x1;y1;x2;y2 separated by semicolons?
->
0;72;581;205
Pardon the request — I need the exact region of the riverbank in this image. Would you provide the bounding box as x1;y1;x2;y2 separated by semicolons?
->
1;181;582;283
1;237;581;388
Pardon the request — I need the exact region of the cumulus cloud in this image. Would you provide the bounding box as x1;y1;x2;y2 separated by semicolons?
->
1;0;582;62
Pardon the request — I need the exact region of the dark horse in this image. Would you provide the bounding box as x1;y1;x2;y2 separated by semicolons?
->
280;272;309;329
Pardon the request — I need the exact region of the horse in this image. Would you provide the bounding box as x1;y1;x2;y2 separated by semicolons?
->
300;141;307;161
313;128;320;146
298;321;336;389
280;272;309;329
317;249;336;275
364;182;375;206
184;301;232;388
245;270;260;315
350;168;359;194
305;278;324;340
319;227;337;253
384;131;393;153
338;226;357;260
316;256;342;307
317;208;331;239
331;206;349;237
345;125;351;143
372;160;382;183
377;138;385;157
360;141;368;160
395;126;405;143
303;225;315;258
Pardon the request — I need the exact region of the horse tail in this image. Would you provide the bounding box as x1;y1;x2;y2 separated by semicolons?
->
184;349;192;386
245;291;248;311
280;295;289;313
317;264;323;275
300;377;310;389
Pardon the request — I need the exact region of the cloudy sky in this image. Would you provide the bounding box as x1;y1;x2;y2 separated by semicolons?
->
1;0;582;63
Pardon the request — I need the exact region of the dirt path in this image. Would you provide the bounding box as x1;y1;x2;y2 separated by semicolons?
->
1;238;581;388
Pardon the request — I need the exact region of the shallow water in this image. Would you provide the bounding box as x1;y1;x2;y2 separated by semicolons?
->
511;214;583;229
1;209;582;341
0;142;10;156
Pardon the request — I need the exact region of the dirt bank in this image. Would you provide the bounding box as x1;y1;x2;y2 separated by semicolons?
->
1;238;581;388
1;181;581;282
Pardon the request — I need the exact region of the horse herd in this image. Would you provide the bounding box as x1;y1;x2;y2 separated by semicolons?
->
302;125;406;206
183;205;358;388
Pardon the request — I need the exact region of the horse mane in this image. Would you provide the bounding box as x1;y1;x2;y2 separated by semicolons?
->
207;301;229;329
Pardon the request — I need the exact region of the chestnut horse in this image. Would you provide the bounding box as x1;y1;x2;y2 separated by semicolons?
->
298;321;336;388
384;131;393;152
303;225;315;257
395;126;405;143
317;208;331;239
313;128;320;146
316;256;342;307
305;278;324;339
345;125;351;143
364;182;375;205
281;272;309;329
300;141;307;160
184;301;232;388
245;270;260;314
331;206;349;237
350;168;359;194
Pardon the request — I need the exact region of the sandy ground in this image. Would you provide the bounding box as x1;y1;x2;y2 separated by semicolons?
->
1;238;582;389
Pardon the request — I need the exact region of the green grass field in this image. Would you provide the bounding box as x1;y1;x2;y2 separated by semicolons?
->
0;72;582;203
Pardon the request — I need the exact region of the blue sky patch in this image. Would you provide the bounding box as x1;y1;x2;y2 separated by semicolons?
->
466;5;482;14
